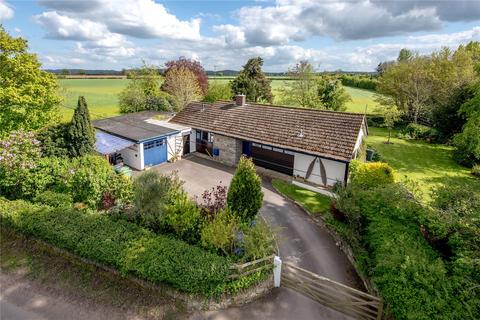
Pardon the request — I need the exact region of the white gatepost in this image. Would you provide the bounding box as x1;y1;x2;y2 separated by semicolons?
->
273;255;282;287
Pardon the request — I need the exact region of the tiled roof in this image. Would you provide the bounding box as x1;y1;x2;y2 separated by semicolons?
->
93;111;179;142
170;101;367;162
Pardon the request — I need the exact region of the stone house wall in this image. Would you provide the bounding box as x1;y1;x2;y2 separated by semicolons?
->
213;134;242;166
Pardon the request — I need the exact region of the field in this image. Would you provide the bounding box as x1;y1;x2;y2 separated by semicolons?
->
58;78;379;121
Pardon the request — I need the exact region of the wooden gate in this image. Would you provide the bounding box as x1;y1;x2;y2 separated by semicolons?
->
281;262;383;320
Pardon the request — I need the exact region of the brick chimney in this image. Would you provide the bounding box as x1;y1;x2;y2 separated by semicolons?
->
235;94;246;106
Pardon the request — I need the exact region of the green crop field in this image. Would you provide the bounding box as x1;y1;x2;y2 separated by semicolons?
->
58;78;379;122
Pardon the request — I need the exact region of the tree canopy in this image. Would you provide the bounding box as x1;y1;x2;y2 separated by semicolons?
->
163;57;208;95
230;57;273;103
163;66;202;111
119;63;172;113
0;26;61;136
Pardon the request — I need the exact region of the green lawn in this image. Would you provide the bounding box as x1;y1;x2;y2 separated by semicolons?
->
271;179;331;215
367;127;480;200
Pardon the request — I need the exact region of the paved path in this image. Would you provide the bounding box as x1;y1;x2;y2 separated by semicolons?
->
153;156;363;320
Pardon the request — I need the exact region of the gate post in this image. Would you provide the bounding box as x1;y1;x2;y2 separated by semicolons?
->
273;256;282;287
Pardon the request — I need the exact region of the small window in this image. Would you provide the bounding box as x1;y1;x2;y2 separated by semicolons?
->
144;141;154;150
262;145;272;150
196;131;201;140
202;131;209;141
208;133;214;142
273;147;284;153
252;142;261;147
284;150;295;155
155;140;163;147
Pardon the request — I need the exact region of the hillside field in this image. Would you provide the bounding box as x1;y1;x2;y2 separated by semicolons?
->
58;78;379;121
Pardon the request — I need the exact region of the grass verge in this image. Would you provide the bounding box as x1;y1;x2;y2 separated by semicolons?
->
0;226;188;320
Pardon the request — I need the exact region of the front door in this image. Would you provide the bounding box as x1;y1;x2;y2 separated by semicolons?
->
183;135;190;155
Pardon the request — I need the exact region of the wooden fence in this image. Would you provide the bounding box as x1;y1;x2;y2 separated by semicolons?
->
282;262;383;320
228;255;275;280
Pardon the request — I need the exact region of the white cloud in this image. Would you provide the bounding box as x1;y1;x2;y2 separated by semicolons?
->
0;0;13;22
38;0;201;41
214;0;480;46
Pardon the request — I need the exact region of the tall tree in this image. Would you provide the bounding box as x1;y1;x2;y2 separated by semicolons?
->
279;60;319;108
230;57;273;103
0;26;61;136
377;104;403;143
162;66;202;111
203;81;232;102
162;57;208;95
69;96;95;157
316;78;351;111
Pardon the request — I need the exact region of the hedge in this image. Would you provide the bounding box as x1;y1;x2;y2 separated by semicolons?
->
340;185;479;319
0;199;230;295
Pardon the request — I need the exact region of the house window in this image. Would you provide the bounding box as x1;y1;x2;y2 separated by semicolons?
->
273;147;284;153
196;131;201;140
284;150;295;155
262;145;272;150
155;140;164;147
202;131;209;141
252;142;261;147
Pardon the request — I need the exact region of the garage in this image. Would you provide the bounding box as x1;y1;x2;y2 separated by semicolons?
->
144;138;167;167
251;142;294;175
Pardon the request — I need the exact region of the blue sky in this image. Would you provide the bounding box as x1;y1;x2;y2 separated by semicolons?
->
1;0;480;71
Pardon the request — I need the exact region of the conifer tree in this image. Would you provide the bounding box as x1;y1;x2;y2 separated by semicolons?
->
69;96;95;157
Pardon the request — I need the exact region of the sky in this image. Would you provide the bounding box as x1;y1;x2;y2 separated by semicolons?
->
1;0;480;72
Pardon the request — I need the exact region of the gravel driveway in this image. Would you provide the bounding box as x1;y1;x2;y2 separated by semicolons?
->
152;156;363;320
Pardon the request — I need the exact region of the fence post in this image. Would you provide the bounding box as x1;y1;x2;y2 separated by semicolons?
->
273;256;282;287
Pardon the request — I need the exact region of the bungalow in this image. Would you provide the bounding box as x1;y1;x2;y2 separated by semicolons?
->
93;95;368;187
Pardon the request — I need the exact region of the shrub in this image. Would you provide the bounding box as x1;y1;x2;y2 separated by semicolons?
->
162;192;202;244
0;198;230;295
401;123;439;141
0;130;41;198
472;164;480;177
227;156;263;222
131;171;185;232
349;161;395;189
201;208;238;256
36;123;70;157
198;185;227;220
241;219;276;261
334;183;480;319
33;191;72;208
203;82;232;103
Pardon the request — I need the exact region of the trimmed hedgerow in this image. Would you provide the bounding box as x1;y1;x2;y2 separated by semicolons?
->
0;198;230;295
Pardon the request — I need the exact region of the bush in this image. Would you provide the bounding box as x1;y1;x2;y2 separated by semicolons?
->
0;150;132;208
203;82;232;103
241;219;276;261
198;185;227;220
472;164;480;177
334;183;480;319
401;123;439;141
201;208;238;256
0;198;230;295
349;160;395;189
33;191;72;208
227;156;263;222
36;123;70;157
367;114;385;127
131;171;185;232
162;192;202;244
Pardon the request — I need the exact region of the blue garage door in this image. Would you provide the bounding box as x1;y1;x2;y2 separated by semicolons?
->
144;138;167;167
